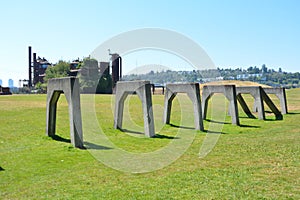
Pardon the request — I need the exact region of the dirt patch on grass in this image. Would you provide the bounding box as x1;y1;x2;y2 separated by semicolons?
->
202;80;270;88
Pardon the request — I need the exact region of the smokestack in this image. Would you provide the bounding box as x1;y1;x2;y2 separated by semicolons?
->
28;46;32;87
119;56;122;79
33;53;37;86
111;54;120;89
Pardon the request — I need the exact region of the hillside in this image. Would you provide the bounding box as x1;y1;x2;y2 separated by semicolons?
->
202;80;271;87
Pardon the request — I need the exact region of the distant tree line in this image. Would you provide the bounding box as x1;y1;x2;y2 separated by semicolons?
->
123;64;300;88
29;62;299;94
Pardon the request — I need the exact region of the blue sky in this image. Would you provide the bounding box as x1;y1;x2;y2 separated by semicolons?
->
0;0;299;86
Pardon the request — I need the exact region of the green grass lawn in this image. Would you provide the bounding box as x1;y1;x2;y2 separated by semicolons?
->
0;89;299;199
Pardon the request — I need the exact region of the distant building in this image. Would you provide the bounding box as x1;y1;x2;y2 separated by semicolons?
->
70;59;80;70
8;79;14;88
100;62;110;76
33;57;52;85
237;73;262;80
0;85;12;95
28;46;52;87
68;59;82;76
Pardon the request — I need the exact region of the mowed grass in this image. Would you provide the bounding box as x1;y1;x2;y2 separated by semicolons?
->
0;88;299;199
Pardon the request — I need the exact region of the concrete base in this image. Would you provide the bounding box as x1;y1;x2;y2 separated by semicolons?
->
163;83;204;131
236;86;265;120
202;85;240;125
46;77;83;148
151;84;165;95
237;86;282;120
261;88;288;114
114;81;155;137
260;88;283;120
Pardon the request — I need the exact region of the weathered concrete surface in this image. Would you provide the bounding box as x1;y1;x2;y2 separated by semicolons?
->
114;81;155;137
261;87;288;114
151;84;165;95
260;88;283;120
163;83;204;131
236;86;265;120
202;85;240;125
236;86;282;120
46;77;83;148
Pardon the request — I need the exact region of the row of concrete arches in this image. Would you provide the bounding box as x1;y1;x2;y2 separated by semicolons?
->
45;78;287;148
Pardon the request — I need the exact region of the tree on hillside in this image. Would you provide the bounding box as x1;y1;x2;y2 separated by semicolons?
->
261;64;267;74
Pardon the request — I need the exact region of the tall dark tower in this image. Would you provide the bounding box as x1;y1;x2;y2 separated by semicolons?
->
33;53;37;86
111;53;122;91
28;46;32;87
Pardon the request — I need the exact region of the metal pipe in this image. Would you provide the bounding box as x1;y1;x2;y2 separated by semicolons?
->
33;53;37;86
119;56;122;80
28;46;32;87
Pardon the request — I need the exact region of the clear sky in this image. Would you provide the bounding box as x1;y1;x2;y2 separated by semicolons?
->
0;0;299;86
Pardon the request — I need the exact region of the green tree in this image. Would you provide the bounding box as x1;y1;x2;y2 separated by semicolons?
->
261;64;267;73
44;60;70;82
34;82;47;93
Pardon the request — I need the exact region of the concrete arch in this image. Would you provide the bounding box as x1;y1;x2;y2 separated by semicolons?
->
235;86;265;120
260;88;288;114
201;85;240;125
163;83;204;131
46;77;83;148
236;86;282;120
114;81;155;137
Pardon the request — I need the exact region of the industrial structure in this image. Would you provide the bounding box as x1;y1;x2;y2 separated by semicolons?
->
28;46;51;87
27;46;122;94
110;52;122;92
0;86;12;95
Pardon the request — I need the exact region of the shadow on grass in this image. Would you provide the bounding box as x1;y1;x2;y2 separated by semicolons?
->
50;135;111;150
205;119;231;125
264;110;273;113
247;114;256;119
50;135;71;143
264;112;283;120
154;134;179;139
239;115;257;119
263;115;283;121
169;123;195;130
240;124;260;128
264;118;280;121
120;128;144;135
203;129;227;134
84;141;113;150
286;112;300;115
0;166;4;171
121;128;178;139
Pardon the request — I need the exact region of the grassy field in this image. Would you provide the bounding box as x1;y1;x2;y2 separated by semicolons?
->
0;88;299;199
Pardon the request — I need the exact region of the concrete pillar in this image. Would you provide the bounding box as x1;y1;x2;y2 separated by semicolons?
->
261;88;288;114
260;89;283;120
202;85;240;125
236;94;256;119
46;77;83;148
237;86;283;120
114;81;155;137
236;86;265;120
163;83;204;131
